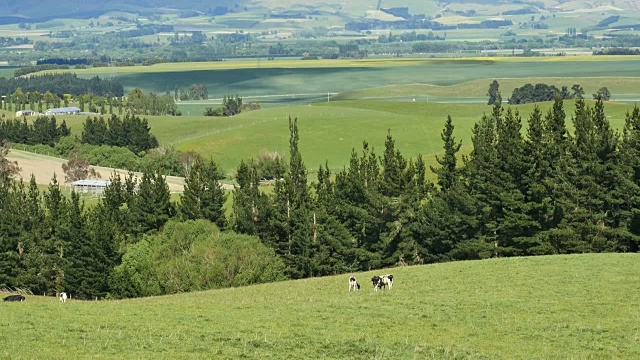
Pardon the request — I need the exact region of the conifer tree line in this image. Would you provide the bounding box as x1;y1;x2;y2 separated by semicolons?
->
81;114;159;154
1;97;639;299
0;116;70;146
231;98;640;278
0;73;123;98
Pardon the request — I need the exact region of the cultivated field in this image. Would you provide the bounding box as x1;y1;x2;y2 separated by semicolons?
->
1;253;638;359
38;57;640;100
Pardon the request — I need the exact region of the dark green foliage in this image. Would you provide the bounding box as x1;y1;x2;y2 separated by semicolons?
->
109;220;285;298
81;114;159;154
127;169;175;236
0;73;123;97
508;83;575;104
4;99;640;299
486;79;501;105
0;116;69;146
180;158;227;229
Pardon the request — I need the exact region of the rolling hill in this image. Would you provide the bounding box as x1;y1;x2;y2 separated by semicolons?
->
1;0;638;24
1;253;638;358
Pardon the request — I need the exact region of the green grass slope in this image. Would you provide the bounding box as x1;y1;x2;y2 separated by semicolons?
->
52;100;638;178
335;77;640;103
2;254;638;359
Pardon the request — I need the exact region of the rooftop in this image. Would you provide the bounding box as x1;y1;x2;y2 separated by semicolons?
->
71;180;111;187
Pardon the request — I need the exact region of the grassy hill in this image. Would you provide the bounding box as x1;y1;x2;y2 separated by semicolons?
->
2;253;638;358
46;99;639;179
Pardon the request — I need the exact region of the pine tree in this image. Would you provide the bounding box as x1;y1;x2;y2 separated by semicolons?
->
258;117;315;277
128;170;174;236
431;116;461;192
312;162;355;275
495;108;538;255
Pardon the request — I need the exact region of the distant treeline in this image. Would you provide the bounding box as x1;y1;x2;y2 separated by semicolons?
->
14;64;69;77
36;58;90;66
0;116;70;146
111;24;174;39
0;36;31;47
593;47;640;55
0;73;124;97
346;18;512;31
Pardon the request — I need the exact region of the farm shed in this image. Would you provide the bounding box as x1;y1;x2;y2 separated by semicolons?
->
15;110;36;117
45;107;80;116
70;179;111;196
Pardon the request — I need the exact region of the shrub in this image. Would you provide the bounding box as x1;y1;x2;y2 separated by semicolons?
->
109;220;286;298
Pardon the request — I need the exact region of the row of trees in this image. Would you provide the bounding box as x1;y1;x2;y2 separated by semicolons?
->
504;81;611;105
127;88;179;116
81;114;159;154
2;97;640;298
3;88;71;113
204;95;260;117
508;83;588;104
230;99;640;277
175;84;208;101
0;116;70;146
0;74;123;98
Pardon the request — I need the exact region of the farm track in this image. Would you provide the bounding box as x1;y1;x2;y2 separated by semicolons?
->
5;149;238;192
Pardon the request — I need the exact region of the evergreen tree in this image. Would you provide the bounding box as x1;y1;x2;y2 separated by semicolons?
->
312;162;356;275
276;117;315;278
232;160;268;236
180;158;227;228
487;79;502;105
431;116;461;191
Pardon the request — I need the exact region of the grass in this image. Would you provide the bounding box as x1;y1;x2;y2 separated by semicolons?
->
1;253;638;358
36;56;640;97
42;100;639;179
335;77;640;103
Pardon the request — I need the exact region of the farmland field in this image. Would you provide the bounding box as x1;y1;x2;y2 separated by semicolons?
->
47;99;640;178
1;253;638;359
39;57;640;103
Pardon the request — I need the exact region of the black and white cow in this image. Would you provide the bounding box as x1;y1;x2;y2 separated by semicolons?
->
348;276;360;291
59;292;67;303
3;294;25;302
371;274;394;291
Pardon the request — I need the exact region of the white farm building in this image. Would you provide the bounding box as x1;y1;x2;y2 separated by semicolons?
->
70;180;111;196
45;107;80;116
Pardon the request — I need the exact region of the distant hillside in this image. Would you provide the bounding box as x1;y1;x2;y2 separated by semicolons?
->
1;0;638;23
0;0;247;22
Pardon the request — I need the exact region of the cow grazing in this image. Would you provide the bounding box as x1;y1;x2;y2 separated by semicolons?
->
371;274;394;291
348;276;360;291
59;292;67;303
3;294;25;302
382;274;394;290
371;276;383;291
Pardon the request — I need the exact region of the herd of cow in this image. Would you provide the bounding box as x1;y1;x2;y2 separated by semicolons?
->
4;276;393;302
3;292;67;303
349;274;394;292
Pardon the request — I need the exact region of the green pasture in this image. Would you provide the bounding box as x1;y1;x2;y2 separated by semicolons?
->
0;66;18;77
1;253;638;359
335;77;640;103
51;99;639;179
40;57;640;100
